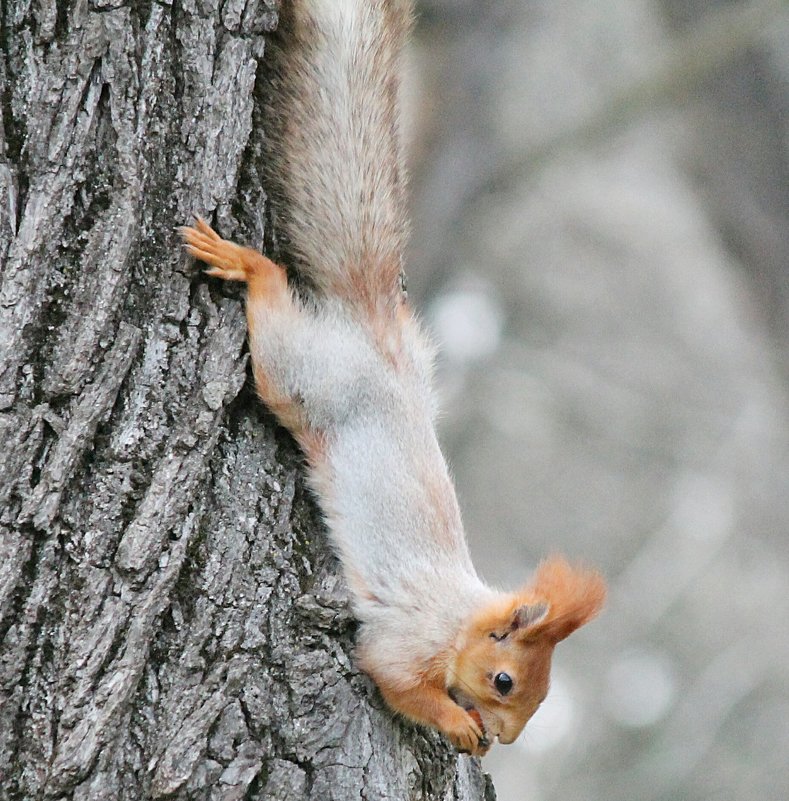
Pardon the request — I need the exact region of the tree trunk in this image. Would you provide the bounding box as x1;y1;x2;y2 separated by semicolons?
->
0;3;494;799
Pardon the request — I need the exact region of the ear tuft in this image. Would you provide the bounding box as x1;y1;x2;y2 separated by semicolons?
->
511;602;549;631
527;555;607;642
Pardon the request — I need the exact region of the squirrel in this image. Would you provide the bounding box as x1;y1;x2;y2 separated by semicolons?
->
180;0;605;757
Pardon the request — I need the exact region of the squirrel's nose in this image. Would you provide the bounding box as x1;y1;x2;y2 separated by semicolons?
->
497;723;526;745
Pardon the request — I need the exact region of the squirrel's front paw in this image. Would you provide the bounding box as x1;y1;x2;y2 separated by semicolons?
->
439;704;489;756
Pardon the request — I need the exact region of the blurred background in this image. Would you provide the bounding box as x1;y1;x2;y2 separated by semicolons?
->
404;1;789;799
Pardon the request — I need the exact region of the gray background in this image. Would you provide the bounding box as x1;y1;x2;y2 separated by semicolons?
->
406;1;789;799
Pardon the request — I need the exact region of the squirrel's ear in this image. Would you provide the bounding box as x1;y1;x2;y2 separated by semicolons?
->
526;556;606;643
510;602;549;632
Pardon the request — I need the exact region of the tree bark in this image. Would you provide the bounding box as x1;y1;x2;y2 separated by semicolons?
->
0;2;494;799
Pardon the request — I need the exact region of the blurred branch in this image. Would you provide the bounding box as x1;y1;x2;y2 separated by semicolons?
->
482;0;787;197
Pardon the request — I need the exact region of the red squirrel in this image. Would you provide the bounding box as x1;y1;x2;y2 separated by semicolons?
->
181;0;605;757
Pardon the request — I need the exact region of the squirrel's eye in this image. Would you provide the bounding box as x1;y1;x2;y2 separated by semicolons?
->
494;672;513;695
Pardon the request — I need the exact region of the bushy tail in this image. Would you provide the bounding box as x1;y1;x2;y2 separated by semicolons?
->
264;0;413;317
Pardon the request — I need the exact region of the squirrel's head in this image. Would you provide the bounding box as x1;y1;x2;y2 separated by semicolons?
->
447;556;606;747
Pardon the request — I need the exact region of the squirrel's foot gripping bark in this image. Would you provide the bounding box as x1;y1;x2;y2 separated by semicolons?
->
180;218;287;299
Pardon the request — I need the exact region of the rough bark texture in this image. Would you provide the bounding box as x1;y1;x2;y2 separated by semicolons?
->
0;2;494;800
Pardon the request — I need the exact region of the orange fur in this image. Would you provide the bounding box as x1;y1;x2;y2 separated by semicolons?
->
181;217;287;301
448;557;605;748
368;658;488;755
524;556;607;643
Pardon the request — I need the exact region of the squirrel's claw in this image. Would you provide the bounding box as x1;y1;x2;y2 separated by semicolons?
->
194;215;221;240
179;221;248;281
441;705;487;757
